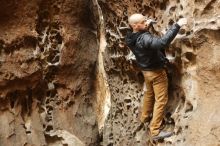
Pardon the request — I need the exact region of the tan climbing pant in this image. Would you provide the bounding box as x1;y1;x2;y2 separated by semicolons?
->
140;68;168;136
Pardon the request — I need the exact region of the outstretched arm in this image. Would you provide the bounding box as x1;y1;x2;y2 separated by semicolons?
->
143;18;187;50
150;24;180;49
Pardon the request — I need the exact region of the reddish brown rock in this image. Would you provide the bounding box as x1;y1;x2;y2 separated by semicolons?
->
0;0;219;146
0;0;99;146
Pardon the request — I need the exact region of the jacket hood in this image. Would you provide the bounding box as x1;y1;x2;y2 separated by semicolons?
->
125;31;145;48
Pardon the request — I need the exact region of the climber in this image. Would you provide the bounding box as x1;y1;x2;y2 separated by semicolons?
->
125;13;187;140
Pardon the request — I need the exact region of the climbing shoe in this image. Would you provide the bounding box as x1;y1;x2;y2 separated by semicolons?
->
151;131;173;141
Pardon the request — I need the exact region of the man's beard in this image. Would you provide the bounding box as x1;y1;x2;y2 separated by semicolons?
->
142;25;149;31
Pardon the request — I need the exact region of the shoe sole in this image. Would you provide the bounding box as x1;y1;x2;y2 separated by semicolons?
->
152;133;173;141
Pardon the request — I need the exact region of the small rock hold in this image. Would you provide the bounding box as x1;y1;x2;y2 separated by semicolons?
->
20;63;28;69
48;82;55;90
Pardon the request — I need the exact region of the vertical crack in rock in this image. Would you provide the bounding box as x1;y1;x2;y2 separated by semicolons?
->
92;0;112;137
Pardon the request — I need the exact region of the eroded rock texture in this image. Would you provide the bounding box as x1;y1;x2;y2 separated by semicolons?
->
0;0;99;146
0;0;220;146
97;0;220;146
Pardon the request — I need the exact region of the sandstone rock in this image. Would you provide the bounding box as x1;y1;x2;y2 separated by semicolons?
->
97;0;220;146
0;0;219;146
0;0;99;146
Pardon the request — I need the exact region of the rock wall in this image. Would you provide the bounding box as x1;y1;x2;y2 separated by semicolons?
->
0;0;220;146
97;0;220;146
0;0;99;146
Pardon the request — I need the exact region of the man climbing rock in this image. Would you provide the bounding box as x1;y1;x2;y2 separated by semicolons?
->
125;13;187;140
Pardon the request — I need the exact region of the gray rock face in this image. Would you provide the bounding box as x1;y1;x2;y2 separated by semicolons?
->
0;0;220;146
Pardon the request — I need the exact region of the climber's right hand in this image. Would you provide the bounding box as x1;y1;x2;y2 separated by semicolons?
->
177;18;187;27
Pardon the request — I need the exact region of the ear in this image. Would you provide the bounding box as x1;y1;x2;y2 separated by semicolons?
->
131;24;137;30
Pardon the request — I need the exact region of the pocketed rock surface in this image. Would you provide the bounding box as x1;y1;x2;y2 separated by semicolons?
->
0;0;219;146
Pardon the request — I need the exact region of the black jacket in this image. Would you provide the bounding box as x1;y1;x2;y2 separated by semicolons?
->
125;24;180;70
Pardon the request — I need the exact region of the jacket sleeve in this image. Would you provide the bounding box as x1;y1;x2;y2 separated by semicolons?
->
143;23;181;50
